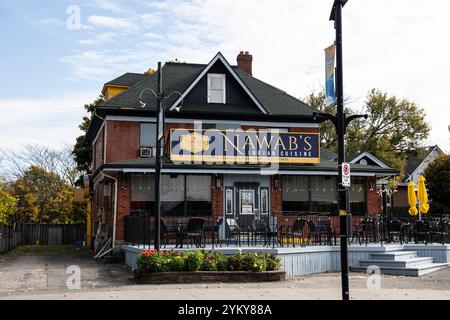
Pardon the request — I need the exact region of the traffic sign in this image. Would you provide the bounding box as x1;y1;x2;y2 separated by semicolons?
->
342;162;351;187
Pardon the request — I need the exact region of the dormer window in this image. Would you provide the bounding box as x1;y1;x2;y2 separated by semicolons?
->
207;73;226;104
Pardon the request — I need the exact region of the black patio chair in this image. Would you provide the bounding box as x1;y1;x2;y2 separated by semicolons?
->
249;218;269;246
428;220;441;243
308;219;335;245
439;221;450;244
182;218;205;248
160;218;182;248
413;220;430;244
352;217;377;246
384;218;407;244
281;218;309;247
204;218;223;248
225;218;241;246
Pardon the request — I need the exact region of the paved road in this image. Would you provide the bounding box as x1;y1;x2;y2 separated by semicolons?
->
1;246;450;300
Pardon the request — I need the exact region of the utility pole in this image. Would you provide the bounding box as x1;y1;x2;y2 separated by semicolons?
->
155;61;164;251
315;0;367;300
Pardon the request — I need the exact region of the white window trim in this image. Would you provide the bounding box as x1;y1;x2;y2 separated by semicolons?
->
207;73;226;104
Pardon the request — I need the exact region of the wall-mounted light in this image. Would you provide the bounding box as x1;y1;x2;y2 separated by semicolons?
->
215;175;222;189
273;176;280;190
121;174;128;189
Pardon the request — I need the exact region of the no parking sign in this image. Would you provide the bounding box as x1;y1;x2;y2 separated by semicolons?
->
342;162;351;187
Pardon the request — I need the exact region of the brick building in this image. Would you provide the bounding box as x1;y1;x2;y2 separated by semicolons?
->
85;52;397;246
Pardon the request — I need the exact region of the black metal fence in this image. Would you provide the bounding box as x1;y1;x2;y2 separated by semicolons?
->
124;212;450;248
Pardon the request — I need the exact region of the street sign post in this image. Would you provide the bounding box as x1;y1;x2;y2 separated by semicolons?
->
342;162;351;187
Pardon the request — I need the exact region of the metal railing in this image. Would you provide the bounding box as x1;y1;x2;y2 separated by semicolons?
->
123;212;450;249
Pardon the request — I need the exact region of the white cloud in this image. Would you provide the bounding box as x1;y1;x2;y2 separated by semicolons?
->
91;0;126;13
144;32;165;40
0;92;98;151
57;0;450;152
140;13;163;28
36;18;64;27
79;32;119;46
87;15;138;30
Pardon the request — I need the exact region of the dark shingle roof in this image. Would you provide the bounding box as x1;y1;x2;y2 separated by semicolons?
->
403;145;441;179
99;62;316;117
105;73;148;87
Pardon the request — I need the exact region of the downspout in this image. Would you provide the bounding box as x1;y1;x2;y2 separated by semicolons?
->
102;173;118;250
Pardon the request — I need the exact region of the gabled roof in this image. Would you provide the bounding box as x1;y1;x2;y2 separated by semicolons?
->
404;145;444;182
98;52;316;117
349;151;390;169
168;52;268;114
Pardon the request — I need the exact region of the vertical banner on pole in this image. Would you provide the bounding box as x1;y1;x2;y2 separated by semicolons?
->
157;107;165;157
325;44;336;106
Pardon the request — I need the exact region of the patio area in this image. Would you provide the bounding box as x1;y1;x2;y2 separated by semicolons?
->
121;213;450;276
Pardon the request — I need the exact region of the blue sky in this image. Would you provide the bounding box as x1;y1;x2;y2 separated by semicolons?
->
0;0;449;153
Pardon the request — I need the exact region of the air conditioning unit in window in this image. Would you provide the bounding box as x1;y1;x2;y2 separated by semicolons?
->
140;147;154;158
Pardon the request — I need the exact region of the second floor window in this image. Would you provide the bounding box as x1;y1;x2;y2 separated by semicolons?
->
140;123;157;148
207;73;226;104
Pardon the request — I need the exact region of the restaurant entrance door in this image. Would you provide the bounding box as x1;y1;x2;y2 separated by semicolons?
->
235;182;259;231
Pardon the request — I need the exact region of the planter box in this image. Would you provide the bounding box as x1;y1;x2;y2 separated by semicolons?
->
134;270;286;284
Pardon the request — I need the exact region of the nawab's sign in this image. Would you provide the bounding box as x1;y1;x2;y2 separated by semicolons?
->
170;129;320;164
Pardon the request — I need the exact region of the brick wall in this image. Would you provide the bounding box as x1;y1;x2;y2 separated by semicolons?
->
391;186;409;207
106;121;139;163
270;175;282;218
115;173;130;241
366;176;382;214
93;128;104;171
212;175;223;221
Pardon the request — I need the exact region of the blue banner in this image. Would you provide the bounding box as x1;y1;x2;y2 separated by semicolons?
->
170;129;320;164
325;44;336;106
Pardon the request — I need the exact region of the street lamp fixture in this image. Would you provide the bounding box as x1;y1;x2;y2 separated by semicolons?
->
314;0;367;301
138;62;184;252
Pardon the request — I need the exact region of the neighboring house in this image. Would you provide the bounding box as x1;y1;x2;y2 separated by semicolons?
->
391;145;444;212
85;51;397;246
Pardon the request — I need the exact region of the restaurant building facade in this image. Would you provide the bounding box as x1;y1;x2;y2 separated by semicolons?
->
86;52;397;247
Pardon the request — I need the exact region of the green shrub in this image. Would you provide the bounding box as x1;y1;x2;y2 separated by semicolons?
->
137;251;170;273
136;250;282;273
186;251;204;271
227;252;245;271
215;253;229;271
242;252;267;272
168;255;185;272
201;253;218;271
264;253;282;271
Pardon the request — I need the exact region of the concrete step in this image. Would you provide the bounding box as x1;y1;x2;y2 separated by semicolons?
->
351;263;448;277
370;251;417;261
359;257;434;268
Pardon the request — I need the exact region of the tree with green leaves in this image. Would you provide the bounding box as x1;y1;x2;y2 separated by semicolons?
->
424;154;450;214
304;89;431;171
0;185;16;225
12;166;78;224
72;95;105;177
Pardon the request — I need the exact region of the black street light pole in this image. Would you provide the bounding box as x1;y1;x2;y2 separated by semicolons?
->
139;62;182;252
315;0;367;300
155;61;164;252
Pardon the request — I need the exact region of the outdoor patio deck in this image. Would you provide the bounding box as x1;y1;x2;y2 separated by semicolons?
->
121;242;450;276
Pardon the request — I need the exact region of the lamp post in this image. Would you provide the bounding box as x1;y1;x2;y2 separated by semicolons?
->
139;62;183;251
314;0;367;300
